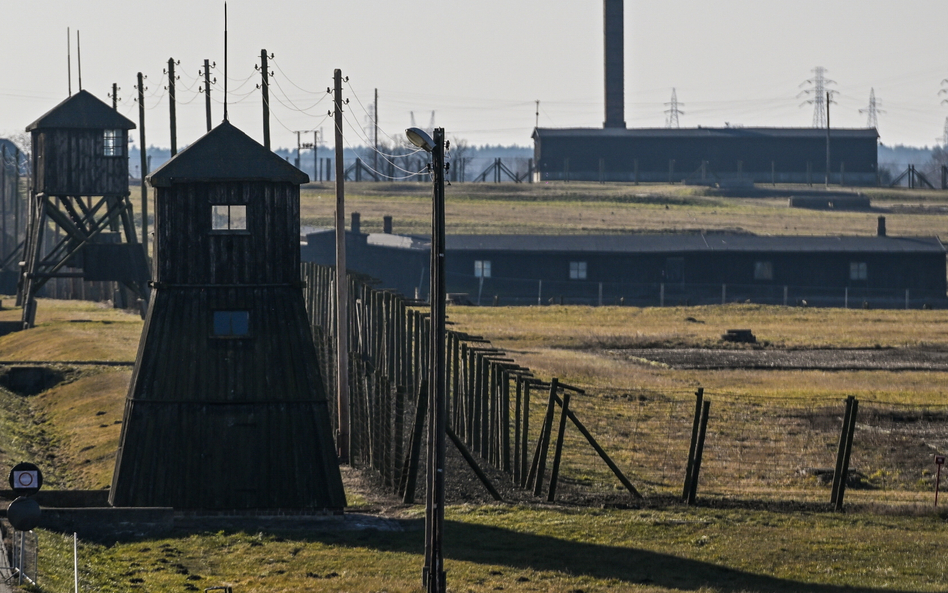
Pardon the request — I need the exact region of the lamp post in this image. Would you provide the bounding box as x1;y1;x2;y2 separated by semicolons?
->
407;126;447;593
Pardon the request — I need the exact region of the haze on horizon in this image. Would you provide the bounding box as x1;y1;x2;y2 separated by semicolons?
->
2;0;946;151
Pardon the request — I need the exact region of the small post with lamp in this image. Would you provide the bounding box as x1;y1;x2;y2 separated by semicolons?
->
407;126;447;593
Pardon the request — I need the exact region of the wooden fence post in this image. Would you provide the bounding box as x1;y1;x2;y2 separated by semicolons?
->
528;379;559;495
833;396;859;511
831;396;855;506
547;391;571;502
400;379;429;503
683;388;704;501
686;399;711;505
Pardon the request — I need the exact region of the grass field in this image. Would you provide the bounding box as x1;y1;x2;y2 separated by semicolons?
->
8;181;948;592
294;181;948;239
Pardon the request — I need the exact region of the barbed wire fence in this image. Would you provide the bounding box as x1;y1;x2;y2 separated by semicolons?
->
303;262;948;508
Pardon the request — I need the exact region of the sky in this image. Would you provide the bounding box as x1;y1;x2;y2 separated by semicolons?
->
2;0;948;152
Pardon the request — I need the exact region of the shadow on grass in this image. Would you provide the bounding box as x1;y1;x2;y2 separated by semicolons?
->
434;520;919;593
151;517;925;593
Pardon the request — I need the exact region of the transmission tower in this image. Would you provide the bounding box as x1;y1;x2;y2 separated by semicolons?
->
664;88;684;128
798;66;836;128
858;88;884;129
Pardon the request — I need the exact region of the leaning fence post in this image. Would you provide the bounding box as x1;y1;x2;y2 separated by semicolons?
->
686;399;711;505
547;391;571;502
834;397;859;512
831;396;855;506
400;379;429;503
683;388;704;501
529;379;559;495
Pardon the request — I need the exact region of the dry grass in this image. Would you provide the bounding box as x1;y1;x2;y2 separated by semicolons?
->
298;181;948;239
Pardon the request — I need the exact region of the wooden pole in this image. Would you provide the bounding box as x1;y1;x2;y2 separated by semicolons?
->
532;379;559;496
167;59;178;155
425;128;447;593
447;426;502;501
137;72;149;258
400;380;428;503
683;388;704;501
831;396;854;505
825;91;831;188
374;88;379;177
1;144;6;264
260;50;271;149
551;392;641;498
546;391;571;502
203;59;212;133
687;399;711;505
333;69;350;462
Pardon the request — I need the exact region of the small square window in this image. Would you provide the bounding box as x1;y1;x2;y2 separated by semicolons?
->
213;310;250;337
103;130;123;157
754;261;773;280
850;262;867;281
211;205;248;231
569;261;587;280
474;260;491;278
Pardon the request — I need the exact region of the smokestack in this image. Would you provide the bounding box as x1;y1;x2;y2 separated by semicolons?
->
877;216;886;237
383;215;393;234
603;0;625;129
351;212;361;235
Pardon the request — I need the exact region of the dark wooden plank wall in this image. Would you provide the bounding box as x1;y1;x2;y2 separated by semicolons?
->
32;130;129;196
156;181;299;285
111;286;344;509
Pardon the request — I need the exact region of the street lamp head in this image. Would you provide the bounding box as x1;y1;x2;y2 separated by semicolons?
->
405;127;434;152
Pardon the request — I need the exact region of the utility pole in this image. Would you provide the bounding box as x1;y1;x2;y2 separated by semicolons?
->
137;73;149;257
166;58;179;155
333;69;350;463
109;83;119;110
424;127;448;593
200;59;215;133
258;50;272;149
313;131;319;181
13;148;19;255
374;88;379;178
535;100;539;129
296;131;302;169
826;91;831;188
1;144;6;263
67;28;71;96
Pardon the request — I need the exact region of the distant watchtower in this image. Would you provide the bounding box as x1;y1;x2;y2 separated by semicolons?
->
19;90;149;327
110;121;346;510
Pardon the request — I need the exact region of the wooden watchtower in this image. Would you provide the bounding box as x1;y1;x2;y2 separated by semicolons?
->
110;121;346;510
20;90;149;327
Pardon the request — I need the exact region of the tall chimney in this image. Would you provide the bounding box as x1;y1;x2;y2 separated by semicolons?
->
603;0;626;129
351;211;361;235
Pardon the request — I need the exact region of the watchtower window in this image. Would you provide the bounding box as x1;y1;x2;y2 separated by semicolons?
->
213;310;250;337
211;205;248;231
103;129;123;156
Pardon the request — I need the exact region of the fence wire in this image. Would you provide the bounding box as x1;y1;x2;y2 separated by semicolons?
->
303;263;948;508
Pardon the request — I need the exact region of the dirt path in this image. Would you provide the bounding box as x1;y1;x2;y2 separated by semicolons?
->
616;347;948;371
